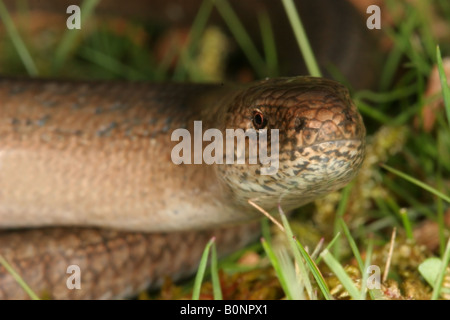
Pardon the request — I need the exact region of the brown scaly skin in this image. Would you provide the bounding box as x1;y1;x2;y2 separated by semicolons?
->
0;78;364;232
0;77;365;299
0;224;261;299
217;77;365;210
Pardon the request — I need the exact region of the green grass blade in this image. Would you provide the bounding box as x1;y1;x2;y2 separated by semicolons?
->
293;238;332;300
261;218;272;245
310;238;324;261
214;0;267;77
258;9;278;77
210;243;222;300
355;84;418;104
281;0;321;77
399;208;414;240
79;47;146;79
436;45;450;127
415;2;436;60
436;174;446;256
192;237;215;300
431;237;450;300
277;246;305;300
173;0;214;81
379;5;419;90
379;31;404;91
338;218;364;272
315;232;341;265
333;183;353;259
382;175;436;219
320;249;360;300
360;239;375;300
0;0;38;76
261;238;293;300
381;164;450;203
356;100;395;124
0;255;40;300
53;0;100;71
277;209;313;299
279;207;332;300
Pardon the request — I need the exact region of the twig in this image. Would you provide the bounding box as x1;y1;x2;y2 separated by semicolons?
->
248;199;285;232
383;227;397;283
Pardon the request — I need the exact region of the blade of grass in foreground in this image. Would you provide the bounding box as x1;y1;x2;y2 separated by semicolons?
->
338;218;364;273
320;249;361;300
315;232;341;265
431;237;450;300
279;207;332;300
277;209;314;299
0;0;38;75
0;255;40;300
261;238;294;300
333;183;353;259
360;239;376;300
210;242;222;300
192;237;217;300
436;174;446;256
436;45;450;127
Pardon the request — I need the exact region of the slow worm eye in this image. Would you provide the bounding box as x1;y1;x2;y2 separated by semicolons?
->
252;111;267;129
